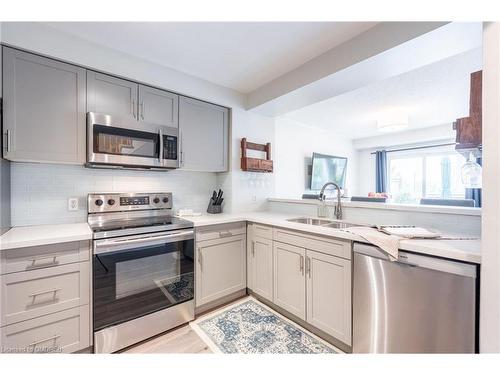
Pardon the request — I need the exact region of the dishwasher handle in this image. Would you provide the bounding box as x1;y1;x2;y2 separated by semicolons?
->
353;242;477;278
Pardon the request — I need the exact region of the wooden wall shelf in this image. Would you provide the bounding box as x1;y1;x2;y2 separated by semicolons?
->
454;70;482;153
241;138;273;173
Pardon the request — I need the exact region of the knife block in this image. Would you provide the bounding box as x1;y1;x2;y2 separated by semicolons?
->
207;200;223;214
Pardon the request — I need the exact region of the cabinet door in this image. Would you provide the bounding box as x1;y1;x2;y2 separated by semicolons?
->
306;250;352;345
87;71;138;121
179;96;228;172
273;242;306;320
250;236;273;301
2;47;86;164
138;85;179;128
195;234;246;307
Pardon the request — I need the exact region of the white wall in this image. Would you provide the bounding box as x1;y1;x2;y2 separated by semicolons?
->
1;22;276;224
354;124;456;196
480;22;500;353
274;117;357;199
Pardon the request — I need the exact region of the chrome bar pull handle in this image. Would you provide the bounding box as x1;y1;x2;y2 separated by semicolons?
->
29;288;62;298
140;102;145;120
198;247;202;271
300;255;304;275
5;130;11;153
252;241;256;257
306;256;311;277
132;99;136;119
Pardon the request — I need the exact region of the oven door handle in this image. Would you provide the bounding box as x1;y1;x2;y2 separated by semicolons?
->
94;230;194;255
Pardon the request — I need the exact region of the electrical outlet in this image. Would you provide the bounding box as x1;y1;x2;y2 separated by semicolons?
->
68;197;79;211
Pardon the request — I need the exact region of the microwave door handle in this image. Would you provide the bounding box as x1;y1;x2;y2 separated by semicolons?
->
159;129;164;164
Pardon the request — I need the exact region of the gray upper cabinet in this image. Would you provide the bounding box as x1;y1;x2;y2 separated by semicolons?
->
138;85;178;128
179;96;229;172
2;47;86;164
87;71;138;121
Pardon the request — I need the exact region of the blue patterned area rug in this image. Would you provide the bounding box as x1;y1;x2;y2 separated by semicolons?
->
190;298;338;354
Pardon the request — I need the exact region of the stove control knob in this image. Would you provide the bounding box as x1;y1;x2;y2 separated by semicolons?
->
107;199;116;206
162;197;169;203
153;197;160;204
95;199;104;207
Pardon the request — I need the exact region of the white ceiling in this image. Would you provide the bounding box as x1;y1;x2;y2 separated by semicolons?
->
43;22;376;94
283;47;483;139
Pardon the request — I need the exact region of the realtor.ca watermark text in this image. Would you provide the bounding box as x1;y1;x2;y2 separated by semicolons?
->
1;346;63;353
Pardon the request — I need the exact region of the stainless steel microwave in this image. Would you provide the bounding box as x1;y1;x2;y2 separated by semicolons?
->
86;112;179;170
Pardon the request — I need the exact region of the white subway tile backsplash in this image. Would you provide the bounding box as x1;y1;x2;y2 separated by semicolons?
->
11;163;220;226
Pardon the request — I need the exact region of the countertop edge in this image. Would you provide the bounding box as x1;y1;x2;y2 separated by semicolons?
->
0;224;92;251
184;213;481;264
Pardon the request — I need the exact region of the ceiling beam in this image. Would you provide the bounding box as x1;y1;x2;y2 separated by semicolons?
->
246;22;450;115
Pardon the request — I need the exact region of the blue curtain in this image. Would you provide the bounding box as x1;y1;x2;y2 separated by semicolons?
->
375;150;388;193
465;157;482;207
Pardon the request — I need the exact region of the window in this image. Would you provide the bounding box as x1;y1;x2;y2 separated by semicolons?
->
388;147;467;204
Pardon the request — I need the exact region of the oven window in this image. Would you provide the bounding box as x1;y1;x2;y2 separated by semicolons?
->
93;124;159;158
93;238;194;331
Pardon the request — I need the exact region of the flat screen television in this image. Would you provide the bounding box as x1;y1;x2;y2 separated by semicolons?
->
310;152;347;190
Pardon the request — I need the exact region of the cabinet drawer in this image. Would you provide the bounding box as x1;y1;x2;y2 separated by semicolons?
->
1;240;90;275
250;223;273;240
274;228;351;260
195;222;246;242
1;262;90;326
1;305;90;353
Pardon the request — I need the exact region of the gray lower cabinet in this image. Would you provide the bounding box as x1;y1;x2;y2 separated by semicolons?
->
0;240;92;353
247;222;274;302
195;224;246;308
270;227;352;347
273;241;306;320
87;71;138;121
179;96;229;172
306;250;352;345
2;47;86;164
138;85;178;128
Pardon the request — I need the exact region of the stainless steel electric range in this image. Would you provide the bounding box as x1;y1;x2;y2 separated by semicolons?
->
87;192;195;353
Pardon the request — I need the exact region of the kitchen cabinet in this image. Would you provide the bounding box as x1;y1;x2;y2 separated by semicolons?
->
306;250;352;344
195;224;246;308
272;227;352;346
273;241;306;320
87;72;179;128
2;47;86;164
250;235;274;302
179;96;229;172
0;240;91;353
87;71;138;121
138;85;178;128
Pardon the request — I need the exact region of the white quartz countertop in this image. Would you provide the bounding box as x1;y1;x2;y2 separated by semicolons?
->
182;212;481;264
0;212;481;263
0;223;92;251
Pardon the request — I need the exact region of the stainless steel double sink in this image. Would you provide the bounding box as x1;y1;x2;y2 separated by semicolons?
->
286;217;360;229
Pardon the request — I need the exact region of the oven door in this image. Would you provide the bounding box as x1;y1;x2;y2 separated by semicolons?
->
92;229;194;332
87;112;179;169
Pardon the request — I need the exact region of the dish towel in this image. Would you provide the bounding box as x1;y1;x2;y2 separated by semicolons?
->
343;226;401;261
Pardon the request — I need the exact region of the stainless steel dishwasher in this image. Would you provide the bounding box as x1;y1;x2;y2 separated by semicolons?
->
353;243;477;353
